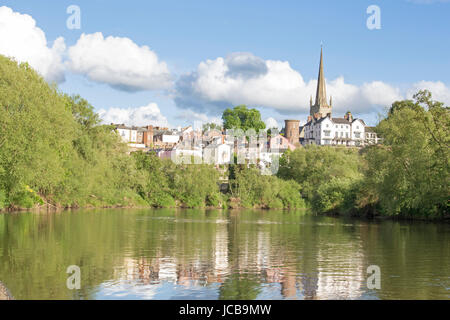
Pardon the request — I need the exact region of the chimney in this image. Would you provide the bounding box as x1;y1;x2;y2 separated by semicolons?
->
344;111;353;122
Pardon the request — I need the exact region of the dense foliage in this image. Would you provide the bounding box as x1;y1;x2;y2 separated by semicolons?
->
360;91;449;218
278;146;363;213
133;151;223;208
222;105;266;133
0;56;145;209
229;165;305;209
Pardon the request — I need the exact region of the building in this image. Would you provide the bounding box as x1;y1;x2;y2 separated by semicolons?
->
303;111;366;147
269;134;297;152
365;126;381;145
284;48;380;147
114;124;151;149
284;120;301;146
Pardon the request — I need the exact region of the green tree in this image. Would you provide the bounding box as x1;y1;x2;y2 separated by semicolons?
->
278;145;363;213
362;90;449;217
222;105;266;133
0;55;145;209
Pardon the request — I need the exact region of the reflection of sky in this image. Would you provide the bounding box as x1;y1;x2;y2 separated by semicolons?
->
94;280;305;300
95;280;221;300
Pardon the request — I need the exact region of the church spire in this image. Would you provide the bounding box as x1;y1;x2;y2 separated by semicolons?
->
310;46;332;118
315;46;327;107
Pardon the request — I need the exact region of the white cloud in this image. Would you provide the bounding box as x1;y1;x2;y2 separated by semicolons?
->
174;52;404;116
98;103;169;127
67;32;172;92
407;81;450;105
0;6;65;83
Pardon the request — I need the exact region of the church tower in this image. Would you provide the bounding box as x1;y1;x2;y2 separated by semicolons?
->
310;47;332;119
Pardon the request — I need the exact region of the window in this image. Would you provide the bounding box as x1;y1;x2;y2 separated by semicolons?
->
346;132;349;138
340;132;343;137
324;131;330;137
356;126;359;130
355;132;360;138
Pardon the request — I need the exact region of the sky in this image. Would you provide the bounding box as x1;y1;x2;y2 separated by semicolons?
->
0;0;449;128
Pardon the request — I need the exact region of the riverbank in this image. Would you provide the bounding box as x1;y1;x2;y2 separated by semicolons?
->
2;201;449;222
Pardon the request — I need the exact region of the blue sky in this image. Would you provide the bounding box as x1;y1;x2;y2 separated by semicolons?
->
1;0;449;127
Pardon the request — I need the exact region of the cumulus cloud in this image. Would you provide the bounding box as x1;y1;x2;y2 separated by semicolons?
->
67;32;172;92
174;52;404;116
407;81;450;105
226;52;268;79
0;6;65;83
98;103;169;127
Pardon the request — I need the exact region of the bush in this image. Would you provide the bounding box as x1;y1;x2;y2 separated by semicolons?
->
361;91;449;218
278;145;363;213
133;152;222;208
229;166;305;209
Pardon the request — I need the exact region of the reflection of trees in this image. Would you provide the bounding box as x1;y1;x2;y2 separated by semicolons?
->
1;209;449;300
356;219;450;299
219;274;261;300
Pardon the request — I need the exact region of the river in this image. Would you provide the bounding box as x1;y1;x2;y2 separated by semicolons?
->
0;208;449;300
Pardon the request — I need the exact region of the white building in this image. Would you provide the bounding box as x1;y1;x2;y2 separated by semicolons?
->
293;48;378;148
115;124;147;149
303;112;367;147
365;126;381;145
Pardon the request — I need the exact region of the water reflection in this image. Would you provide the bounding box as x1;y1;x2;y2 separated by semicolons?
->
0;209;449;300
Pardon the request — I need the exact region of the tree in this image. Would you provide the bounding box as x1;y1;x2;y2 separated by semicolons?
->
222;105;266;133
0;55;145;209
363;90;449;217
278;145;363;208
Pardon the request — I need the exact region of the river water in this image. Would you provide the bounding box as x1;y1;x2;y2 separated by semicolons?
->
0;208;448;300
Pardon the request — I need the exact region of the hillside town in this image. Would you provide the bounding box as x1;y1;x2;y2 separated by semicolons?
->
112;48;380;166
